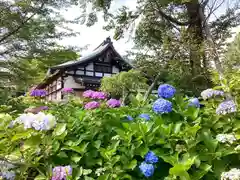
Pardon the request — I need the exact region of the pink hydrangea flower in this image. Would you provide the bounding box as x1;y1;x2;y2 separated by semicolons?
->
84;101;100;110
106;99;121;108
62;88;73;93
92;91;107;99
52;166;72;180
83;90;95;98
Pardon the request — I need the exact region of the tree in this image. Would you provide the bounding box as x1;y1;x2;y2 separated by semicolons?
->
0;0;80;93
100;70;148;104
79;0;240;94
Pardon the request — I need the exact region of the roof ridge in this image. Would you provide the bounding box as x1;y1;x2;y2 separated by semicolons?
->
93;37;112;51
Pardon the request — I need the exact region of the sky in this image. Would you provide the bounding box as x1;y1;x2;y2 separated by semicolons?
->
59;0;240;56
59;0;138;56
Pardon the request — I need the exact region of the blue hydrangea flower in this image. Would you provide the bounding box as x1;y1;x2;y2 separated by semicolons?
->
126;115;133;121
189;98;200;108
158;84;176;98
152;98;172;114
139;113;150;121
216;100;237;115
145;151;158;164
139;162;154;177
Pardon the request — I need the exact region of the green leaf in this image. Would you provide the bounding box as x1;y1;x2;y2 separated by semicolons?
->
83;169;92;175
62;142;89;154
53;123;66;136
191;163;212;180
11;130;32;141
125;159;137;170
169;164;190;180
34;175;47;180
174;122;182;134
22;135;41;151
200;129;218;152
98;174;110;180
71;154;82;163
93;140;101;149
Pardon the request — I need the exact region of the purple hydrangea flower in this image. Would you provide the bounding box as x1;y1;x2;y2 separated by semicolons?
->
52;166;72;180
152;98;172;114
84;101;100;110
126;115;133;121
216;100;237;115
30;89;47;97
200;89;224;100
92;91;107;100
145;151;158;164
158;84;176;98
139;162;154;177
83;90;95;98
189;98;200;108
139;114;150;121
62;88;73;93
106;99;121;108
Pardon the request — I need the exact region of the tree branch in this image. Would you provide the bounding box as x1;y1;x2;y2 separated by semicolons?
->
150;0;191;26
0;2;44;43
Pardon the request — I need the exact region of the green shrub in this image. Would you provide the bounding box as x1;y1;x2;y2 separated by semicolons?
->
0;87;239;180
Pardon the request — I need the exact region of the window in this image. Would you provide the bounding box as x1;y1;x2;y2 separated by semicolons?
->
86;71;94;76
95;64;111;73
95;72;103;77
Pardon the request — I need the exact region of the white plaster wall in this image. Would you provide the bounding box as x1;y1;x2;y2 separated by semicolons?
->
57;77;62;90
112;66;119;73
56;91;61;101
64;75;85;89
86;63;94;71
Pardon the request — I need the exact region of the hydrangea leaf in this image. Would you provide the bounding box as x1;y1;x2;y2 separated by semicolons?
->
53;123;66;137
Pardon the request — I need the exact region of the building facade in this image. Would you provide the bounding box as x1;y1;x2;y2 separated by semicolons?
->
35;37;132;101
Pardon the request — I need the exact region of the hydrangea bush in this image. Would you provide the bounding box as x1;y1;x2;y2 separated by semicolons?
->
0;84;239;180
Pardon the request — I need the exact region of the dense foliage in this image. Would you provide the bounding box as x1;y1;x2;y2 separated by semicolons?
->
0;83;239;179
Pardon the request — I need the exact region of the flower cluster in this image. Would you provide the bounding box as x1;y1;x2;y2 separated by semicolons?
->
62;87;73;93
139;162;154;178
14;112;56;131
216;100;237;115
139;151;158;177
200;88;224;100
153;84;175;114
158;84;176;98
216;134;236;144
188;98;200;108
92;91;106;100
145;151;159;164
139;113;150;121
0;161;15;180
221;168;240;180
84;101;100;110
83;90;107;100
126;115;133;121
52;166;72;180
152;98;172;114
30;89;47;97
106;99;121;108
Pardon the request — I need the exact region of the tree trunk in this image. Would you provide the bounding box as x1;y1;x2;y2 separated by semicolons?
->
186;0;204;77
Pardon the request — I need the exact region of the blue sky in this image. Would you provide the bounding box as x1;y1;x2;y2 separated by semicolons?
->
59;0;240;56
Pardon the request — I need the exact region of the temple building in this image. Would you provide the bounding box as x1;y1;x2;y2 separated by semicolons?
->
35;37;132;101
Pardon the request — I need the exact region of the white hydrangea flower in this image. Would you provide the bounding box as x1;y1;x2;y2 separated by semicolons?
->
201;89;224;100
14;112;56;131
216;134;236;144
221;168;240;180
